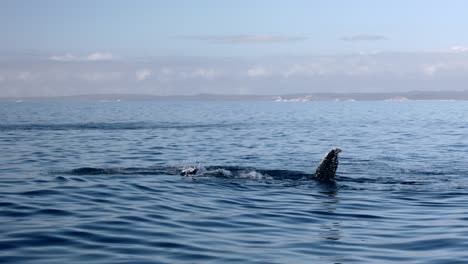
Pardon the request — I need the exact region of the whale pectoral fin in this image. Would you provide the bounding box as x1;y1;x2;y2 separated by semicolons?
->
314;148;341;182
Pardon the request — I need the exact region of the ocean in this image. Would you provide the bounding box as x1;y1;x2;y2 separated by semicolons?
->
0;101;467;263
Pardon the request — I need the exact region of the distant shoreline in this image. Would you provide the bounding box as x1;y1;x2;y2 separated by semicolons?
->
1;91;468;102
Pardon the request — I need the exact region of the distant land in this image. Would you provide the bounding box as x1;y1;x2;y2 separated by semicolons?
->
2;90;468;102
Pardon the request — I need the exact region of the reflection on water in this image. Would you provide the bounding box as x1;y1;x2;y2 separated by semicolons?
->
318;186;341;243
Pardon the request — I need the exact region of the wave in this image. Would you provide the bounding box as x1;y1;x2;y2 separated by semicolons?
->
0;122;243;131
54;165;437;187
56;166;309;181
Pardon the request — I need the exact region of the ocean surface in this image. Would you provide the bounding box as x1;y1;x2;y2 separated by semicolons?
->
0;101;467;264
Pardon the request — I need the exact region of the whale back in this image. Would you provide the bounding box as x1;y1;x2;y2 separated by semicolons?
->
314;148;341;182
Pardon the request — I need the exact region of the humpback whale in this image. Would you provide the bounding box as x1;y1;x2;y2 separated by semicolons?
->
313;148;341;182
180;166;200;176
181;148;341;182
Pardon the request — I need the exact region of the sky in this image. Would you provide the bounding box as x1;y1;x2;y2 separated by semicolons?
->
2;0;468;97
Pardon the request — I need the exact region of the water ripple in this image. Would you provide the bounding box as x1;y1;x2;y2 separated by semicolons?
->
1;101;468;263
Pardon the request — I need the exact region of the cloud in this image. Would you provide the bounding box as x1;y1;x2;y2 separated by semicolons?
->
160;67;173;76
450;46;468;53
17;71;33;81
282;63;326;77
50;52;113;61
5;51;468;97
87;52;113;61
50;53;78;61
135;69;152;81
422;64;442;76
177;34;306;44
247;66;272;77
421;61;468;76
342;34;387;42
190;68;218;80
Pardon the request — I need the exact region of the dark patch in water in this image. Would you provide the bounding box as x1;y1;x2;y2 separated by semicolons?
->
21;189;62;196
61;166;309;180
55;176;68;182
56;166;432;187
35;208;73;216
0;122;243;131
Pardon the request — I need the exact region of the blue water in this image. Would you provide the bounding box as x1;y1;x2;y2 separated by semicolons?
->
0;101;467;263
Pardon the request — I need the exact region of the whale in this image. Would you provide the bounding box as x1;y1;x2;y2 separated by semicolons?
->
181;148;341;182
180;166;201;176
313;148;341;182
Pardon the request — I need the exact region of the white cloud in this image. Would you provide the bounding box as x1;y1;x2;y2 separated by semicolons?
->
190;68;218;80
135;69;152;81
422;64;441;76
421;61;468;76
17;72;32;80
450;46;468;53
50;52;114;61
86;52;113;61
247;66;272;77
6;51;468;97
50;53;78;61
0;75;4;81
282;64;325;77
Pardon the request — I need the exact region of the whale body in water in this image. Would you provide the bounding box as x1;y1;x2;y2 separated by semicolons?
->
313;148;341;182
181;148;341;182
